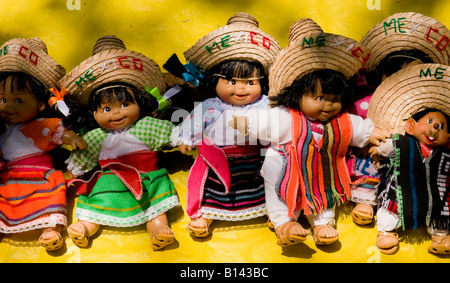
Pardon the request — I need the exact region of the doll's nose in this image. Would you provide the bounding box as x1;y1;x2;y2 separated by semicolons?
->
433;123;440;130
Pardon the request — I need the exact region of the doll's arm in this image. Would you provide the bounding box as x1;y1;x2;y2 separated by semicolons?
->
62;130;87;150
369;138;394;158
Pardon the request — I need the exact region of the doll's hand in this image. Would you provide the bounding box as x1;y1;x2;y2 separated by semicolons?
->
228;115;248;135
179;143;195;154
369;128;390;147
62;130;88;150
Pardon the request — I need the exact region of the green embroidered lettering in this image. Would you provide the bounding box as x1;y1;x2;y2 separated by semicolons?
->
302;37;314;47
0;46;8;56
434;67;446;79
205;41;221;54
221;35;231;48
397;17;407;33
85;68;96;81
316;35;326;46
383;18;397;35
75;76;87;87
419;68;432;78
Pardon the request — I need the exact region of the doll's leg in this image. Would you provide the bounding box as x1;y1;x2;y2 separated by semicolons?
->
186;217;213;238
39;224;64;251
67;221;100;248
147;213;175;250
265;179;309;246
375;208;399;254
308;207;339;245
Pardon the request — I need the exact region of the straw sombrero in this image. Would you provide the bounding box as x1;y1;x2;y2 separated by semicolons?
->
183;12;281;76
268;18;370;97
367;63;450;135
361;12;450;72
0;37;66;89
58;35;165;107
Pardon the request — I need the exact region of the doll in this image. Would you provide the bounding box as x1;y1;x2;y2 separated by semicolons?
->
348;12;450;226
60;35;181;250
226;19;388;247
171;13;281;238
0;38;86;251
367;63;450;255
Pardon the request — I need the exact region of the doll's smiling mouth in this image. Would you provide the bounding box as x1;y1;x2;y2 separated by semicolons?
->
424;135;437;144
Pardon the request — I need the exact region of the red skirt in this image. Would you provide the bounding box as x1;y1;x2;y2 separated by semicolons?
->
0;169;67;233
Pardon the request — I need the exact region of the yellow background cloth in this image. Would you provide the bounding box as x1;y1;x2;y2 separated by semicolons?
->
0;0;449;263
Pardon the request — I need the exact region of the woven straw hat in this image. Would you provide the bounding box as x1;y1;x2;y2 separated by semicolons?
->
268;18;370;97
367;63;450;135
0;37;66;89
58;35;165;107
361;12;450;72
183;12;281;76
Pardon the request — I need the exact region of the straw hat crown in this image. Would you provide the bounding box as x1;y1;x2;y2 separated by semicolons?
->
183;12;281;76
367;63;450;135
0;37;65;89
361;12;450;71
268;18;370;97
58;35;165;107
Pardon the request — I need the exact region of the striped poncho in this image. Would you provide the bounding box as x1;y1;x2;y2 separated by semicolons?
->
378;134;450;231
276;110;353;217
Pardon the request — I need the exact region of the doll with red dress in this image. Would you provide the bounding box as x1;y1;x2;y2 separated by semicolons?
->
168;13;281;238
0;38;86;251
367;63;450;255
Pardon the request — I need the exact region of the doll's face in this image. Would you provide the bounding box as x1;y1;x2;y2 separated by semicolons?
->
0;76;45;124
298;81;342;122
93;89;140;130
405;111;449;148
215;69;262;106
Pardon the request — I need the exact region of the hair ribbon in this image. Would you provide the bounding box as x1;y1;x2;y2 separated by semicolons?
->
49;87;70;116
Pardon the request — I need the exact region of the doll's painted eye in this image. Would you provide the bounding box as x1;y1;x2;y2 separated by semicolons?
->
121;102;129;108
316;96;324;101
0;98;6;103
103;107;111;112
428;118;433;124
229;80;236;85
15;98;23;104
440;123;445;130
247;80;254;86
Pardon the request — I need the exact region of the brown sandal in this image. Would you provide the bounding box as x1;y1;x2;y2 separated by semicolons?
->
351;203;374;225
186;218;212;238
39;229;64;251
67;222;90;248
428;235;450;255
275;221;309;247
376;231;399;254
151;226;175;250
313;224;339;245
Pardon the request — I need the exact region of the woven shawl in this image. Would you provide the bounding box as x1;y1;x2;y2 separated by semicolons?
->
391;134;450;230
277;110;353;217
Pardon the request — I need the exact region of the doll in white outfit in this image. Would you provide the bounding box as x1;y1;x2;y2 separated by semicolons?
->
227;19;388;247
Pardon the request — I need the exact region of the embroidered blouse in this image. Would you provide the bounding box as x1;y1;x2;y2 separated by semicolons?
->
67;116;175;176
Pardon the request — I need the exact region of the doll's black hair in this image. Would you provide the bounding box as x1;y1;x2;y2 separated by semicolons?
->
411;107;450;125
367;49;433;85
208;60;268;95
64;83;158;133
269;69;354;111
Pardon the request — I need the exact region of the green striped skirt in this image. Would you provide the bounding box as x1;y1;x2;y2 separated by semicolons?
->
75;168;180;227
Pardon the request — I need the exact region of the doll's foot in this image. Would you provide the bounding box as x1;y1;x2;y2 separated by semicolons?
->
150;225;175;250
351;203;374;225
376;231;399;254
186;218;213;238
68;221;99;248
428;235;450;255
275;221;310;247
39;228;64;251
313;224;339;245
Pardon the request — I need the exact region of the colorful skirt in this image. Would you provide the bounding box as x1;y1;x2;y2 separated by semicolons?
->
0;170;67;233
75;168;180;227
200;149;266;221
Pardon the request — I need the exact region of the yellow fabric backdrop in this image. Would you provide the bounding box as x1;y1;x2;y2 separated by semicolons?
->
0;0;449;263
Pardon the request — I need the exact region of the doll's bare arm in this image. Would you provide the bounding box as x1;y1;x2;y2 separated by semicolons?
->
369;128;390;147
62;130;87;150
228;115;248;135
